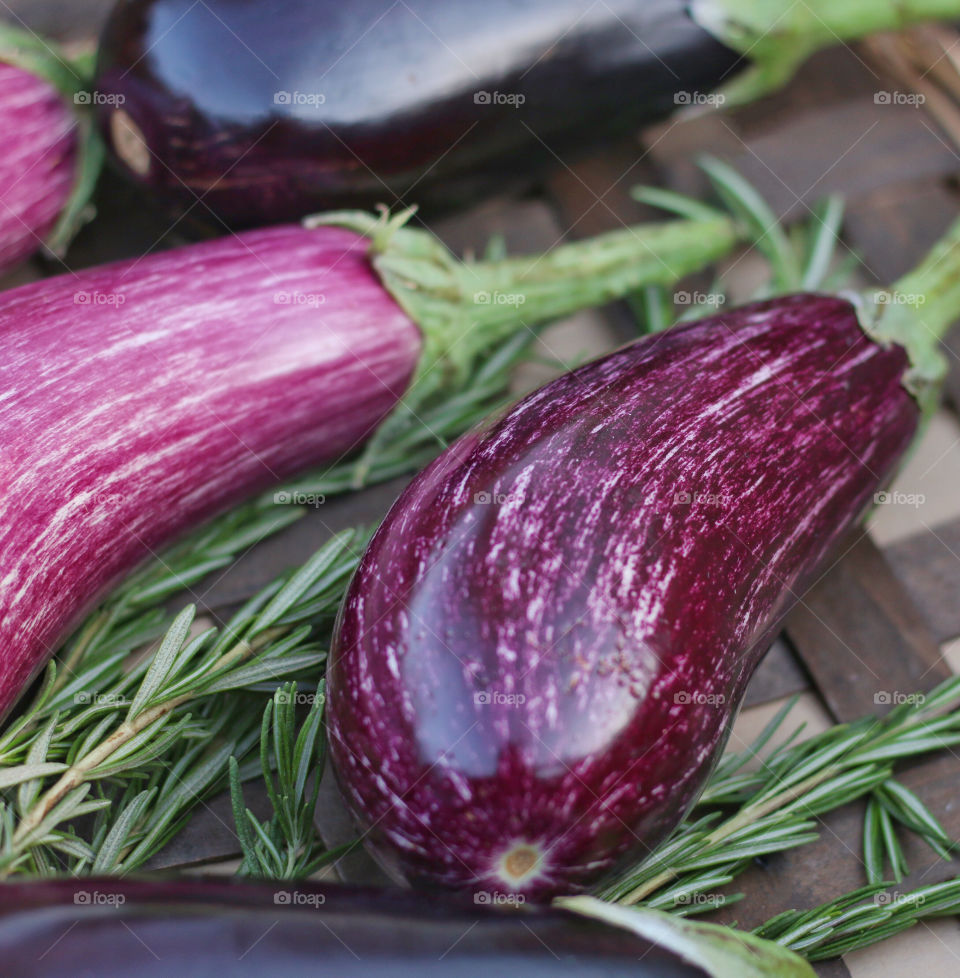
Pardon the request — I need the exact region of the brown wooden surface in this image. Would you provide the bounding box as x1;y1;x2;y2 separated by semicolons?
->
5;5;960;975
887;515;960;644
785;533;951;720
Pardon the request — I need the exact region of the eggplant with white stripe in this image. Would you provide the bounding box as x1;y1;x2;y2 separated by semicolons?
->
0;24;102;274
0;877;814;977
326;218;960;899
0;204;738;721
93;0;960;226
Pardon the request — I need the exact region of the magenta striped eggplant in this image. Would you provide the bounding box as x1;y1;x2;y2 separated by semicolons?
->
326;218;960;900
0;26;103;274
0;61;76;272
0;208;737;719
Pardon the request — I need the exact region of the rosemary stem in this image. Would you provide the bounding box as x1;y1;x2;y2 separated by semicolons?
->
9;635;265;851
10;695;191;848
622;766;843;905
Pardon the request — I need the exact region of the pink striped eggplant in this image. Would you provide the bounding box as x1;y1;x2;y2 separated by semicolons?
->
0;206;739;720
0;25;103;274
326;218;960;900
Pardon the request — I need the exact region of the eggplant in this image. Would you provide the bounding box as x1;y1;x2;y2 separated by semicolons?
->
0;206;736;720
326;219;960;900
92;0;957;227
0;877;814;977
0;25;102;273
0;61;75;273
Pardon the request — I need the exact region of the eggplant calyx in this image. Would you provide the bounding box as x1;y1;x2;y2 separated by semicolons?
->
692;0;960;104
311;206;741;402
851;213;960;417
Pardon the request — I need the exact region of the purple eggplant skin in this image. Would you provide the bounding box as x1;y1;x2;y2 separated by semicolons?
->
0;61;77;273
327;294;918;901
0;878;706;978
92;0;740;226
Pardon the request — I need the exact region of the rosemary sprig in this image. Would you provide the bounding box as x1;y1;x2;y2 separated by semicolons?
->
600;676;960;909
229;680;354;878
756;878;960;960
0;529;365;877
630;156;855;332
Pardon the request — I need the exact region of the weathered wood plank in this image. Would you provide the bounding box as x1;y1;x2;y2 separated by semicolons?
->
785;533;950;720
1;3;111;42
886;515;960;645
653;98;960;224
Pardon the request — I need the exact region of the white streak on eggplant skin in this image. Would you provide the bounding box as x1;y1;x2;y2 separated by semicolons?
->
0;63;76;273
328;294;920;900
0;224;422;716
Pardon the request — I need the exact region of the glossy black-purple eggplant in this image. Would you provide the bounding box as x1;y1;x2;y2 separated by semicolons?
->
93;0;736;225
93;0;960;227
0;878;815;977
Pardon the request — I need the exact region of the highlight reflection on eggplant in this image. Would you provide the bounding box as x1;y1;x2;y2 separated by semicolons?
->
93;0;958;226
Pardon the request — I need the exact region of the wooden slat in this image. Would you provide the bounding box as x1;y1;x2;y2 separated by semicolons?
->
886;515;960;645
1;3;111;42
718;534;956;978
785;534;950;720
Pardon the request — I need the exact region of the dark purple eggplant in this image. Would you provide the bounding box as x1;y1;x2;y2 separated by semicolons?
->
0;878;815;977
92;0;957;226
325;218;960;900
